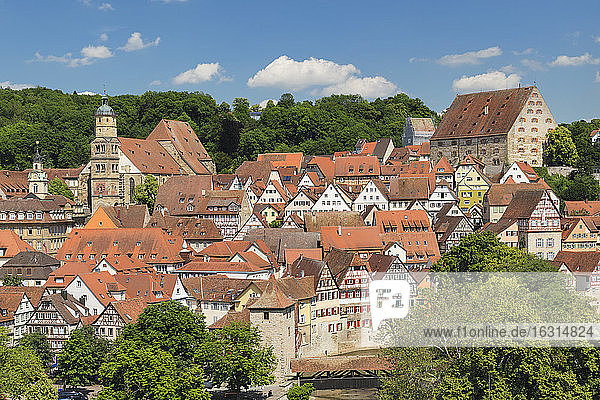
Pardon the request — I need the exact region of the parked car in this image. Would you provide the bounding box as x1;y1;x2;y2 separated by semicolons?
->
58;391;88;400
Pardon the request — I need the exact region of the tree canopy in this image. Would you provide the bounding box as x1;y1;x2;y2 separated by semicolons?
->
132;174;158;213
48;177;74;200
57;326;111;387
0;87;437;173
545;126;579;166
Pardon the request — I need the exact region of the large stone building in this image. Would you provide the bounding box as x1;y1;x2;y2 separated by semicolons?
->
79;94;215;212
430;86;557;174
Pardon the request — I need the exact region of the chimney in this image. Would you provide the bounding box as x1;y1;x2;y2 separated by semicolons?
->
61;290;68;300
337;225;341;236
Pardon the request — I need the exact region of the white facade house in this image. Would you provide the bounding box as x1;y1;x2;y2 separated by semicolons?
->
352;180;389;212
500;161;539;184
311;184;352;212
65;273;126;316
284;190;317;218
256;181;289;204
428;184;459;214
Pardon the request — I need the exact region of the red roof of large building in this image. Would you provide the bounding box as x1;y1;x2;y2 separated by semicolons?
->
257;153;303;173
147;119;212;175
432;87;535;140
57;228;186;266
119;137;184;175
374;210;432;234
334;156;380;177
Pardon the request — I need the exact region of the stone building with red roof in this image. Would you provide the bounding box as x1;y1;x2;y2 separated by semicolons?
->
430;86;557;173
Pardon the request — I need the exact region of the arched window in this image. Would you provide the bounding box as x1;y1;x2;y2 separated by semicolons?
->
518;127;525;132
531;127;538;132
129;178;135;202
531;118;538;123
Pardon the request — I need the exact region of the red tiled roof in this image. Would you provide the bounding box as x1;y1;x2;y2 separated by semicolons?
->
321;226;383;252
308;156;335;181
147;119;212;175
380;231;440;263
0;286;44;307
565;201;600;216
0;229;34;258
552;251;600;274
248;275;295;309
388;176;431;201
119;137;184;175
74;271;126;306
114;273;179;302
334;155;380;177
432;87;535;140
374;210;432;233
57;228;185;265
284;248;323;266
257;153;303;172
433;156;455;174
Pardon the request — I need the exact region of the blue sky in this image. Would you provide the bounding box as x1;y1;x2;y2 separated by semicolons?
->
2;0;600;122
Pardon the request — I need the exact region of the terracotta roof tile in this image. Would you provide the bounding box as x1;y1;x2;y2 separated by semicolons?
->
374;210;431;233
552;251;600;274
321;226;383;252
432;87;535;140
334;155;380;177
0;230;34;257
147;119;212;175
119;137;184;175
257;153;303;172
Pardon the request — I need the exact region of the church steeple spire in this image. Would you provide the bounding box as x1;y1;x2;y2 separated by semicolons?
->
29;141;48;198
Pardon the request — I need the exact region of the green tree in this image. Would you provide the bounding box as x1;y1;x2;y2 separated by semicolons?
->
98;341;210;400
269;220;282;228
19;331;52;369
434;232;555;272
545;126;579;166
287;383;314;400
0;329;56;400
48;178;74;200
206;322;276;393
120;301;208;366
2;274;23;286
57;326;111;387
133;174;158;213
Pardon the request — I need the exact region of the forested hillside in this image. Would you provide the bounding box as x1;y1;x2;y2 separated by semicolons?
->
0;88;437;173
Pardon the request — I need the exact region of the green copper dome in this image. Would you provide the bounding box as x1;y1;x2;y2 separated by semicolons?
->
96;94;115;116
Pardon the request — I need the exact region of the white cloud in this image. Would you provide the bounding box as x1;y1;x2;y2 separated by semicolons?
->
500;65;518;74
259;99;278;109
247;55;359;90
521;59;546;71
98;2;114;10
247;55;399;99
549;53;600;67
118;32;160;52
409;57;428;63
173;63;229;84
513;48;536;56
77;91;98;95
153;0;187;3
0;81;35;90
595;36;600;43
149;80;162;86
596;71;600;83
319;76;399;98
100;33;108;42
31;44;113;67
81;45;113;59
452;71;521;92
438;46;502;66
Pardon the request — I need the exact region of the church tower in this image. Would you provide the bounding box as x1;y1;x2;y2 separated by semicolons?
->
90;93;121;211
28;141;48;198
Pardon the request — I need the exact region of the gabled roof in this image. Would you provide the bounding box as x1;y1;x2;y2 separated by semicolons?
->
248;275;295;310
367;253;399;278
209;308;251;329
0;230;34;257
176;261;262;274
433;156;455;174
257;153;303;172
552;251;600;274
119;137;183;175
4;251;59;267
501;189;547;220
408;118;436;132
458;154;486;169
480;218;518;235
147;119;212;174
235;161;275;184
0;292;25;322
486;182;550;206
381;161;432;176
380;231;441;263
304;211;365;233
38;293;87;325
564;201;600;216
147;214;223;241
0;171;28;197
321;226;383;252
284;248;322;266
374;210;431;233
115;273;180;302
288;257;328;291
388;176;431;201
243;229;319;265
73;271;126;306
307;156;335;181
334;155;380;177
514;161;539;181
182;274;250;302
433;215;472;242
432;86;535;140
107;297;148;324
0;286;44;307
324;248;355;285
57;228;186;265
